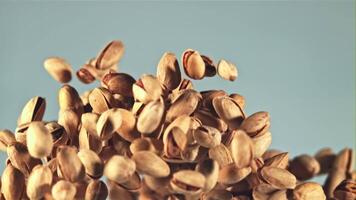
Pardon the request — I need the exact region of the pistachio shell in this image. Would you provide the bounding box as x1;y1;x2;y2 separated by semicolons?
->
45;122;68;147
26;122;53;158
96;40;124;70
260;166;297;189
115;109;140;142
217;59;238;81
202;55;217;77
193;109;228;132
0;130;16;152
229;130;253;168
289;154;320;180
78;127;102;154
218;164;251;185
193;126;221;148
293;182;326;200
1;164;25;200
130;138;156;154
202;189;233;200
85;180;108;200
264;152;289;169
196;159;219;191
163;127;187;159
132;74;162;103
252;131;272;158
77;149;103;179
96;108;122;141
166;89;201;122
26;165;53;200
212;96;245;130
56;146;85;182
18;96;46;126
240;111;270;137
76;66;96;84
157;52;181;91
208;144;234;168
181;49;205;80
333;179;356;200
44;57;72;83
104;155;136;184
137;99;165;135
116;171;142;192
314;148;335;174
81;112;99;136
51;180;76;200
58;85;83;116
132;151;170;178
102;72;136;97
58;109;80;143
89;87;117;114
170;170;206;195
229;93;245;110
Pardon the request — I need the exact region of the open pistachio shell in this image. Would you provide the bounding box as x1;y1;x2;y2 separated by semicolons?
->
115;109;140;142
77;149;104;179
89;87;117;114
44;56;72;83
56;146;85;182
85;180;108;200
17;96;46;126
170;170;206;195
102;72;136;97
26;165;53;200
166;89;201;122
181;49;205;80
104;155;136;184
157;52;181;91
217;59;238;81
132;74;162;104
96;108;122;141
96;40;124;70
0;130;16;152
240;111;270;137
259;166;297;189
1;164;25;200
137;98;165;135
132;151;170;178
229;130;253;168
212;96;245;130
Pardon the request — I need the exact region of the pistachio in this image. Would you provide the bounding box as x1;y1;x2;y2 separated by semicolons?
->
76;66;96;84
130;138;157;154
95;40;124;69
17;96;46;126
259;166;297;189
104;155;136;184
116;171;142;192
78;127;102;154
45;121;68;148
264;152;289;169
108;183;135;200
333;179;356;200
102;72;136;97
252;131;272;158
170;170;206;195
58;85;83;116
77;149;103;179
208;144;234;168
132;151;170;178
212;96;245;130
293;182;326;200
132;74;162;103
229;93;245;110
218;163;251;185
269;190;288;200
202;189;233;200
200;90;227;110
229;130;253;168
314;148;335;174
163;127;187;160
137;99;165;135
1;164;25;200
89;87;117;114
262;149;283;161
56;146;85;182
166;89;201;122
44;57;72;83
217;59;238;81
193;126;221;148
26;122;53;158
181;49;205;80
85;180;108;200
240;111;270;137
96;108;122;141
289;154;320;180
174;78;194;93
81;112;99;136
0;130;16;152
202;55;217;77
194;109;228;132
195;159;219;191
26;165;53;200
157;52;182;91
58;109;80;143
51;180;76;200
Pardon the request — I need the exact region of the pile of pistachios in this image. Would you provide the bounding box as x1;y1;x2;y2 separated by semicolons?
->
0;40;355;200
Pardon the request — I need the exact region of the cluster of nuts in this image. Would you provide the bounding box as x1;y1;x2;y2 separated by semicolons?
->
0;40;355;200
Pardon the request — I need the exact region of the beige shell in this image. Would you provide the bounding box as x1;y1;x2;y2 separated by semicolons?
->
217;59;238;81
259;166;297;189
26;122;53;158
56;146;85;182
157;52;181;91
1;164;25;200
17;96;46;126
96;108;122;141
212;96;245;130
240;111;270;137
26;165;53;200
229;130;253;168
137;99;165;135
104;155;136;184
77;149;103;179
170;170;206;195
293;182;326;200
132;151;170;178
51;180;77;200
44;57;72;83
96;40;125;70
181;49;205;80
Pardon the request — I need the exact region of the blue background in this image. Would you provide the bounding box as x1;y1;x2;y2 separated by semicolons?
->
0;1;355;181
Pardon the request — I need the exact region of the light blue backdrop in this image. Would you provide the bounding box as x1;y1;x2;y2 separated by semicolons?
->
0;1;354;180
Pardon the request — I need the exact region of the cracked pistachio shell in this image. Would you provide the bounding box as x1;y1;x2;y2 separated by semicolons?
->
26;122;53;158
111;134;131;156
193;109;228;132
26;165;53;200
58;109;80;141
166;89;201;122
208;144;234;168
202;55;217;77
96;108;122;141
1;164;25;200
143;175;171;193
132;74;163;104
51;180;76;200
218;164;251;185
314;148;335;174
81;112;99;136
202;189;233;200
262;149;283;161
250;157;264;173
264;152;289;169
200;90;227;110
76;65;96;84
240;111;270;137
193;126;221;148
56;146;85;182
289;154;320;181
252;183;278;200
102;72;136;97
333;179;356;200
85;180;108;200
324;169;348;198
96;40;124;70
212;96;245;130
89;87;117;114
156;52;181;91
79;127;102;154
0;130;16;152
332;148;354;172
229;93;245;110
130;138;157;155
7;142;41;177
170;170;206;195
181;49;205;80
58;85;83;116
137;98;165;135
252;131;272;158
293;182;326;200
77;149;103;179
104;155;136;184
163;127;187;160
44;57;72;83
116;171;141;192
115;109;140;142
17;96;46;126
45;122;68;147
229;130;253;168
196;159;219;192
260;166;297;189
217;59;238;81
132;151;170;178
